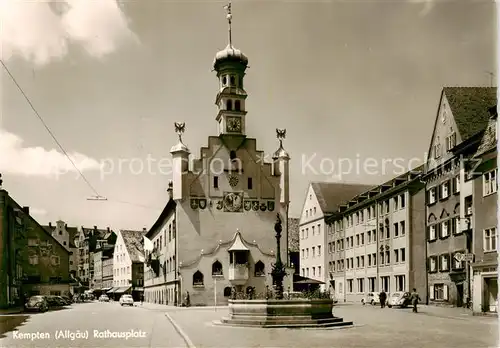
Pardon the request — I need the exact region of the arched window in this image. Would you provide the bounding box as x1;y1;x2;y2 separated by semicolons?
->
169;224;171;241
427;213;436;223
230;75;236;86
223;287;232;297
226;99;233;110
235;100;241;111
453;203;460;215
254;261;265;276
222;76;227;85
212;260;223;276
193;271;204;286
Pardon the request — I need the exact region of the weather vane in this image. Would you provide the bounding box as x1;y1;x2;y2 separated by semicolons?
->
276;129;286;143
174;122;186;141
223;1;233;47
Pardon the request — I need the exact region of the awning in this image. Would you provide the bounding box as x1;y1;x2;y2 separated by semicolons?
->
101;287;112;291
107;287;119;293
114;286;131;294
228;231;249;251
133;287;144;291
294;278;325;285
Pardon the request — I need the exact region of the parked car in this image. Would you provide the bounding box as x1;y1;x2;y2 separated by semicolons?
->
387;292;412;308
25;295;49;312
45;295;65;308
361;292;380;305
119;294;134;306
99;295;110;302
61;296;72;305
56;296;70;306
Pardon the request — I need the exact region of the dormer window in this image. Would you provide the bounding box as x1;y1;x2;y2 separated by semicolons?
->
226;99;233;111
235;100;241;111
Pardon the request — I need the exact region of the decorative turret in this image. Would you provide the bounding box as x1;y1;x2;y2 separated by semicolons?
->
272;129;290;205
170;122;190;200
214;1;248;137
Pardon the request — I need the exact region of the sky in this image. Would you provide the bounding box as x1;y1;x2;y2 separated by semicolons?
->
0;0;497;231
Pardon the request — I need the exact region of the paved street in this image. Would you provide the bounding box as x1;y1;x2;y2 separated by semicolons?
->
0;302;187;348
1;302;497;348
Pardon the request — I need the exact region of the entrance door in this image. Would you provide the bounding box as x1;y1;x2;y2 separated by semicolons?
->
456;284;464;307
486;278;498;312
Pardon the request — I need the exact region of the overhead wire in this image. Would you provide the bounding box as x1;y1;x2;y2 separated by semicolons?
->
1;59;162;212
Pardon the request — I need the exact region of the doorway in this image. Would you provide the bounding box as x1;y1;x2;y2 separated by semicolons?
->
484;278;498;312
456;284;464;307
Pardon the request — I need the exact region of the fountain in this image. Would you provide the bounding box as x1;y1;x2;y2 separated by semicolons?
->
217;214;354;328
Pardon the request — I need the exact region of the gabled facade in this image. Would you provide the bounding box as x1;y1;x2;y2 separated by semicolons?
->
299;182;372;289
325;167;426;303
0;190;71;308
423;87;497;308
156;5;293;306
469;108;498;314
42;220;78;276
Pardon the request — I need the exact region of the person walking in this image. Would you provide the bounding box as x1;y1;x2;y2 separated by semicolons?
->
379;290;387;308
410;288;421;313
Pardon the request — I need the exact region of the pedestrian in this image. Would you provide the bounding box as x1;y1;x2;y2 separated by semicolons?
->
410;288;421;313
140;293;144;306
379;289;387;308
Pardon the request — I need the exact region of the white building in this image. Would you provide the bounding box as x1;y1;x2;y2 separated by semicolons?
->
299;182;372;290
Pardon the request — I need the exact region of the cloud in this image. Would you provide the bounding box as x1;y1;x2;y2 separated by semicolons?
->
0;0;136;65
408;0;435;17
30;207;47;216
0;128;102;178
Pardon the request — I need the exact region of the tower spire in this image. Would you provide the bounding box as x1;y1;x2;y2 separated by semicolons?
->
224;1;233;47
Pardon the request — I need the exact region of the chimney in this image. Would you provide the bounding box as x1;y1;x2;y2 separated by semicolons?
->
107;227;110;232
49;222;52;228
22;206;29;214
94;225;97;230
167;180;173;199
143;227;147;233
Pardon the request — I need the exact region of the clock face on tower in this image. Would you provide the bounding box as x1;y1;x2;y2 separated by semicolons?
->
226;116;242;133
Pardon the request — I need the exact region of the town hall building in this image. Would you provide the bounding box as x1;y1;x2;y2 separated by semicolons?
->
143;3;293;306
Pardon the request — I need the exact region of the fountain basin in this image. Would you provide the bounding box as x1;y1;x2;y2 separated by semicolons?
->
217;299;353;328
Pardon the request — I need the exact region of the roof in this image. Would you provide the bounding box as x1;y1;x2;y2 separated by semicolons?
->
288;218;300;252
120;230;146;263
146;198;176;238
311;182;374;214
227;231;249;251
474;113;497;158
42;223;79;248
443;87;497;140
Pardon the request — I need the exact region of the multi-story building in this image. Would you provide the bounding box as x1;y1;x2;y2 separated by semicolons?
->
144;183;177;305
0;188;71;309
299;182;372;289
102;248;114;290
469;107;497;314
423;87;496;307
288;218;300;276
92;241;114;294
325;167;426;303
110;230;145;301
42;220;78;276
145;6;294;307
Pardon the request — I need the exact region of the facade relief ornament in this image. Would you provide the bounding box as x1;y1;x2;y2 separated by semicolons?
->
198;199;207;210
223;192;243;212
228;175;239;187
244;200;252;211
252;201;259;211
267;201;275;211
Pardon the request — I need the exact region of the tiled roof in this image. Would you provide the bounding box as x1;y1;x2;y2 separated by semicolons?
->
444;87;497;140
474;113;497;158
287;218;300;252
311;182;374;214
120;230;146;263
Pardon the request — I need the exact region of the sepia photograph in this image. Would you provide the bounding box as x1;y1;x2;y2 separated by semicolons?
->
0;0;498;347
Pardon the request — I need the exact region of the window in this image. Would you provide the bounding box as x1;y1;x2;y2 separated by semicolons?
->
318;266;321;277
213;176;219;189
306;248;309;258
193;271;204;287
400;248;406;262
430;284;448;301
347;279;354;293
235;100;241;111
385;251;390;264
317;224;321;235
441;181;450;199
434;142;442;158
393;196;399;210
440;220;450;238
367;231;371;243
226;99;233;110
51;256;60;266
360;256;364;268
446;132;456;151
394;249;399;263
484;228;498;252
230;76;236;86
254;261;265;276
312;267;316;276
453;217;461;235
380;252;385;265
361;233;364;245
312;226;315;236
453;176;460;194
312;247;315;257
29;255;39;265
222;76;227;85
314;207;316;215
317;246;321;257
400;221;406;235
212;261;223;276
428;187;437;204
381;276;390;292
368;254;372;266
452;252;464;270
400;194;406;208
368;277;376;292
394;223;399;237
428;225;437;241
356;256;360;268
483;170;497;196
440;254;449;271
356;234;359;246
395;275;405;292
357;278;364;293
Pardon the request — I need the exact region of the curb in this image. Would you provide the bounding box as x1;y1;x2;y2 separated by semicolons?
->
165;312;196;348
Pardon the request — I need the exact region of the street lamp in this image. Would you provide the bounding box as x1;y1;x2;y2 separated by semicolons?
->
271;213;287;300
